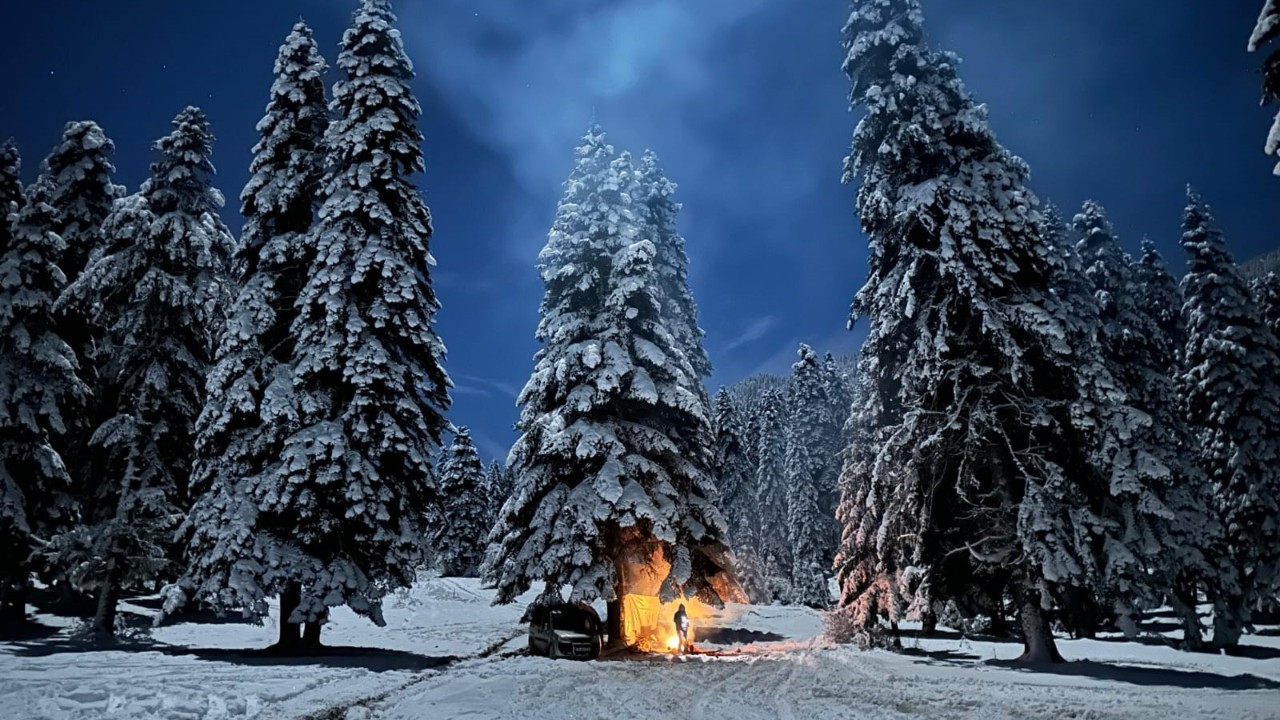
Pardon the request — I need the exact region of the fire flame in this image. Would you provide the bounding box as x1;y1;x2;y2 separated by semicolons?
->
666;635;680;652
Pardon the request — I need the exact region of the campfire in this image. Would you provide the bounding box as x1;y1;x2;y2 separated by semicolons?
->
616;546;733;654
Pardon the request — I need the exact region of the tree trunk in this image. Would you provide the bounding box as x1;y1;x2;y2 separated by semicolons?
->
276;582;302;651
92;559;121;640
1171;574;1203;651
1211;594;1244;655
302;620;323;653
1015;578;1064;664
920;604;938;636
0;575;26;627
988;583;1011;638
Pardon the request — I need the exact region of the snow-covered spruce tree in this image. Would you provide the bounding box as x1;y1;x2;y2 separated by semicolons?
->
832;360;912;643
0;182;88;627
1071;203;1213;638
783;345;838;608
1251;0;1280;173
483;460;508;528
240;0;450;647
753;388;791;597
1131;238;1214;648
52;107;231;639
636;151;711;394
711;388;767;602
26;122;124;520
485;131;730;645
30;122;124;283
179;20;330;650
1252;272;1280;340
1178;189;1280;653
835;0;1143;663
1133;238;1188;354
433;427;488;577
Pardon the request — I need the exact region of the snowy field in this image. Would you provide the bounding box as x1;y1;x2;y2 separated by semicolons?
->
2;577;1279;720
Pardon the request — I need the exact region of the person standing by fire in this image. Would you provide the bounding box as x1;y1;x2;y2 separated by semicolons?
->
674;604;690;654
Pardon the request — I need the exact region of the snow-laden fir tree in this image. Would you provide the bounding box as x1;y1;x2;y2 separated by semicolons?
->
433;427;488;577
482;460;509;528
1178;189;1280;653
1252;272;1280;340
240;0;451;646
711;388;767;602
1057;204;1212;642
25;122;124;517
0;179;88;626
1131;237;1213;647
51;107;231;638
832;361;911;642
1133;238;1187;353
485;128;731;645
783;345;839;608
834;0;1151;663
1251;0;1280;173
636;151;711;394
178;20;330;650
753;388;791;596
29;122;124;283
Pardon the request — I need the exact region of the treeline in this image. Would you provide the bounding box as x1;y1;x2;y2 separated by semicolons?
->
829;0;1280;664
0;1;476;650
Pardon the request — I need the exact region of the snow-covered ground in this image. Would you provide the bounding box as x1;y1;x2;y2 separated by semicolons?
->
2;578;1278;719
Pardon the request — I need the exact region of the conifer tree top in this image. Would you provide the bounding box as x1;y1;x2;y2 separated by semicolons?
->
0;141;22;225
147;107;225;218
240;20;328;241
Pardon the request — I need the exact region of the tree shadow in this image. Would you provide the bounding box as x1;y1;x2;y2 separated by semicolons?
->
0;619;62;643
1223;644;1280;661
175;646;458;672
8;639;457;673
899;647;987;666
897;628;1022;645
698;627;785;644
987;658;1280;691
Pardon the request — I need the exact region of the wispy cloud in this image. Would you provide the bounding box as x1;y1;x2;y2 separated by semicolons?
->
722;315;778;353
455;373;522;400
451;384;493;398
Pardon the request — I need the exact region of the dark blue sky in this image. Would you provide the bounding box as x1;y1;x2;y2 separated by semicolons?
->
4;1;1274;462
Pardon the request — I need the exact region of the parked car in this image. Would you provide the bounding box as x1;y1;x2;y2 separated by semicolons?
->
527;603;604;660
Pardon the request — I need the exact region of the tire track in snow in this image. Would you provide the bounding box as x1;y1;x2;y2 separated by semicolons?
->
293;629;525;720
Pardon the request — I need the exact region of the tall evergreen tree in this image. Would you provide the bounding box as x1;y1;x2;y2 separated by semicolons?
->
29;122;124;282
1133;238;1187;354
1072;202;1212;639
711;388;767;602
27;122;124;528
753;388;790;594
711;388;752;550
433;427;488;577
54;107;231;638
179;21;330;650
1252;272;1280;340
1178;190;1280;653
483;460;509;528
784;346;835;608
636;151;711;390
485;130;730;645
0;181;88;626
1250;0;1280;173
246;0;451;645
834;0;1146;663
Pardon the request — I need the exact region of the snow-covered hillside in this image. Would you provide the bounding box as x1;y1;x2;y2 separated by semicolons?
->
2;577;1278;720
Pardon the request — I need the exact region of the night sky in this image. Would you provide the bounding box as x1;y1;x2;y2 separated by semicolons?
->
4;1;1274;462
